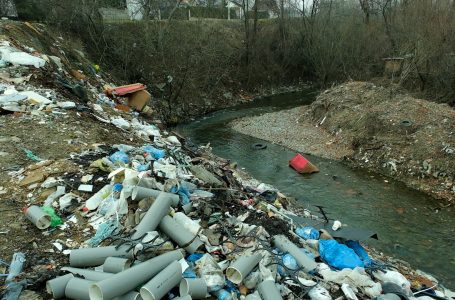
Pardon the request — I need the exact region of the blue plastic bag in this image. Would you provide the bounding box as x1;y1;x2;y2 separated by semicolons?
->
182;266;197;278
109;151;129;164
281;249;316;272
319;239;364;270
345;240;372;267
296;226;320;240
170;184;191;205
136;163;150;172
186;253;204;263
142;145;166;159
225;280;240;296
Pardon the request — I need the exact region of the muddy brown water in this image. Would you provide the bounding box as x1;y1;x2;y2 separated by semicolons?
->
177;90;455;289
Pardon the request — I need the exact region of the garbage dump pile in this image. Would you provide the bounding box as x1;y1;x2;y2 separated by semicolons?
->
0;23;454;300
6;128;453;300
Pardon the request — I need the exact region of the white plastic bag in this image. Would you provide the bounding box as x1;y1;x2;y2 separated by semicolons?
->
1;49;45;68
309;285;332;300
373;270;411;292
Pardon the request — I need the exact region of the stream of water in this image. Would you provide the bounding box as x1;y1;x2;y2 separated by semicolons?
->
176;90;455;288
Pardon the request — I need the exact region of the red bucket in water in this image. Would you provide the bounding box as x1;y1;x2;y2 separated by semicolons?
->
289;154;319;174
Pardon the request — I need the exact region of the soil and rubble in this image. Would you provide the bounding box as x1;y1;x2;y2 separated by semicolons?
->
232;82;455;204
0;21;454;300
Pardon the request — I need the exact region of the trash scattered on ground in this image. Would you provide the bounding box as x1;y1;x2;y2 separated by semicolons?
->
105;83;153;116
9;115;452;300
0;22;452;300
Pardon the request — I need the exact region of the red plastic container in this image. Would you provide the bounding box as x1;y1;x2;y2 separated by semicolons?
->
289;154;319;174
109;83;146;96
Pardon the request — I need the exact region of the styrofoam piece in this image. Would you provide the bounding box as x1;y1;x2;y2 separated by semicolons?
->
19;91;51;104
78;184;93;192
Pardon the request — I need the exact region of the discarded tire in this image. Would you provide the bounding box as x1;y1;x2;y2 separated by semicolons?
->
251;143;267;150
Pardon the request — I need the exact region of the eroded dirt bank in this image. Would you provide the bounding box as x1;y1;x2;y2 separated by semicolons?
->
232;82;455;204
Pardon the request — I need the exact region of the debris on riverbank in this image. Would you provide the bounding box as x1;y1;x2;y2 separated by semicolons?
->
0;21;454;300
232;82;455;204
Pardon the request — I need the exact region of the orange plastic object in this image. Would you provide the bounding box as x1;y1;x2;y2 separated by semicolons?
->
108;83;146;96
289;154;319;174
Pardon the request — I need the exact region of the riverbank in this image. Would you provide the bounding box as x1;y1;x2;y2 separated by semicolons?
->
1;21;454;297
232;81;455;204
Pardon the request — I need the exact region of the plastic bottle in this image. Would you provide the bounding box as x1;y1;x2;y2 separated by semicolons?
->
98;184;122;216
215;289;233;300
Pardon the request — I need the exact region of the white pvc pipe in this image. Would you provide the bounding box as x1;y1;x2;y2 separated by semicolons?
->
61;267;114;281
113;291;142;300
131;193;174;240
272;235;317;273
179;278;208;298
174;212;201;236
181;202;193;214
70;246;133;267
245;293;262;300
102;257;131;273
89;250;184;300
226;254;262;284
140;260;182;300
159;215;204;254
86;185;112;210
173;296;192;300
65;277;93;300
257;280;282;300
46;273;74;299
132;186;179;206
25;205;51;229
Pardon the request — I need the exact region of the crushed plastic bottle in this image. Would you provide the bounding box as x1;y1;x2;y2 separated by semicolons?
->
109;151;129;164
296;226;320;240
142;145;166;159
215;289;233;300
98;184;122;216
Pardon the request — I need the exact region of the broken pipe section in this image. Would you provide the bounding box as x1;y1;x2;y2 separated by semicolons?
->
131;186;179;206
24;205;51;229
272;235;317;273
131;192;174;240
226;254;262;285
159;215;204;254
140;260;182;300
89;250;184;300
46;273;74;299
102;257;131;273
69;246;133;267
258;280;283;300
